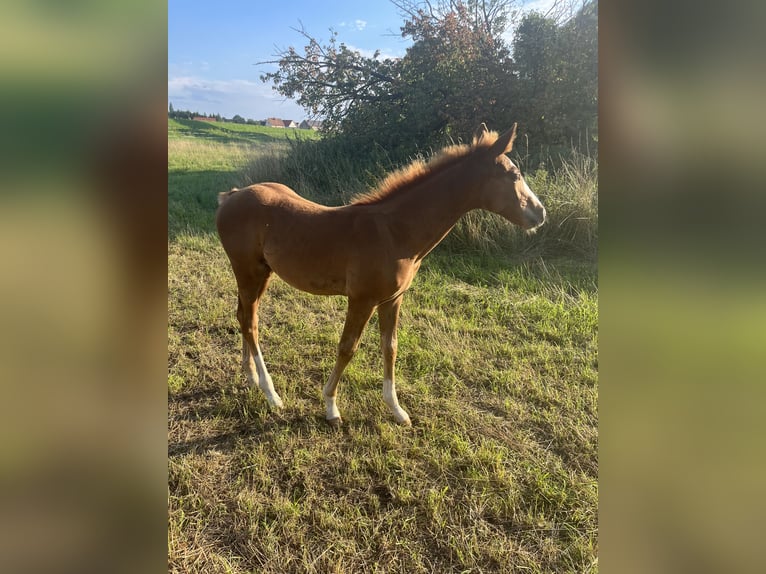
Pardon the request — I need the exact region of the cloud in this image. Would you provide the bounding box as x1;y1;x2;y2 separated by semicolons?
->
168;60;212;77
167;76;304;119
344;44;404;61
337;19;368;31
168;76;264;96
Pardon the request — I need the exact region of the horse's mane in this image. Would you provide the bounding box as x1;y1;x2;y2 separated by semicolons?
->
350;130;500;206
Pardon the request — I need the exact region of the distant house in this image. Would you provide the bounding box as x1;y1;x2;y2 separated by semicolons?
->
193;116;217;122
264;117;284;128
299;120;323;130
282;119;298;128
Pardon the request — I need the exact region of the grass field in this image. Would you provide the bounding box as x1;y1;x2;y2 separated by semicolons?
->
168;120;598;573
169;118;321;146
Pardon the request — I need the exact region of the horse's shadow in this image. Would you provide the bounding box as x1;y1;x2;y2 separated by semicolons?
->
168;384;361;457
171;119;287;145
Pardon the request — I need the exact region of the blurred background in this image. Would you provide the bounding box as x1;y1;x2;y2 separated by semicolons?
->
0;0;764;572
0;1;166;573
600;1;766;572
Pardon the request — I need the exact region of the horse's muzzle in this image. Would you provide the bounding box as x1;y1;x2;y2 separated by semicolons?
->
524;206;547;231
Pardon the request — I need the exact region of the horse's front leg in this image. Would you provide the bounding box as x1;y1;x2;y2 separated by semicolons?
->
323;298;376;427
378;295;411;426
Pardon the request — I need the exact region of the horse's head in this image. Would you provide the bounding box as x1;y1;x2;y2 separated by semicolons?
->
475;124;546;231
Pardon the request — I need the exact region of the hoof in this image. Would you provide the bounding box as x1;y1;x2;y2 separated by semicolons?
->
326;416;343;430
267;396;284;410
393;410;412;427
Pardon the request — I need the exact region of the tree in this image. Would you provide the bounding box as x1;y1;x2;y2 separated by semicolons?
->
385;4;516;144
259;0;597;161
260;2;519;159
259;25;401;133
557;0;597;146
512;12;561;145
511;0;597;153
390;0;519;38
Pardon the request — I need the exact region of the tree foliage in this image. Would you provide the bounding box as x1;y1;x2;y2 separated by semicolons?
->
395;4;515;140
260;0;597;163
513;1;597;151
390;0;518;41
259;25;401;129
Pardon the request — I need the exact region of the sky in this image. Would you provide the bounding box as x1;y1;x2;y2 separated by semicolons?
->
168;0;557;121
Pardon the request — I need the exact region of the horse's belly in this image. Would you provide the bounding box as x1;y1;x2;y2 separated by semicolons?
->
261;221;350;295
266;254;347;296
277;269;347;296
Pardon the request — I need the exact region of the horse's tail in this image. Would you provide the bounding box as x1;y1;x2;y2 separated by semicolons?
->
217;187;239;206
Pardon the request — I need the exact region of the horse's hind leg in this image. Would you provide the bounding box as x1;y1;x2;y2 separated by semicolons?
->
235;262;283;409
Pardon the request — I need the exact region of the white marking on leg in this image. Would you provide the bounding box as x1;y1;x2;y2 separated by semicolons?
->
323;370;342;422
254;344;283;409
242;339;259;388
325;393;341;421
383;379;411;425
323;372;341;421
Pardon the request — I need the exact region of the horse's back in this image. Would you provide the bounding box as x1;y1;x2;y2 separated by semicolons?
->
217;182;306;212
218;182;317;226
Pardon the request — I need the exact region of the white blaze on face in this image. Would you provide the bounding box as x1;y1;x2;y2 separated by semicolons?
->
523;179;545;221
508;158;545;228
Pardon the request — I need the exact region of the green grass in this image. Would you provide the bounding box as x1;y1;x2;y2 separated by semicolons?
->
169;118;320;145
168;120;598;573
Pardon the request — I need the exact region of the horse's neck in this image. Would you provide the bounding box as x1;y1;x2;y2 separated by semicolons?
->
385;164;478;260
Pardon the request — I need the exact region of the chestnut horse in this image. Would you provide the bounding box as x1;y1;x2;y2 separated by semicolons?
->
216;124;546;427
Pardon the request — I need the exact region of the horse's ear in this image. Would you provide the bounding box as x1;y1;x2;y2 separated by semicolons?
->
489;123;518;155
474;123;490;143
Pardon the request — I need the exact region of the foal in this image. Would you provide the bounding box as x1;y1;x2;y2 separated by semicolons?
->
216;124;546;426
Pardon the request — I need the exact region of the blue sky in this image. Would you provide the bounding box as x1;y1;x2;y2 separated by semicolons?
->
168;0;556;121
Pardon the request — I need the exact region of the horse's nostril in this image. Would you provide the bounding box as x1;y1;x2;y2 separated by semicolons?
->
528;207;546;229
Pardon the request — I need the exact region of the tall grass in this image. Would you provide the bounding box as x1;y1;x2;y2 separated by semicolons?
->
522;152;598;257
239;137;597;258
238;136;394;206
